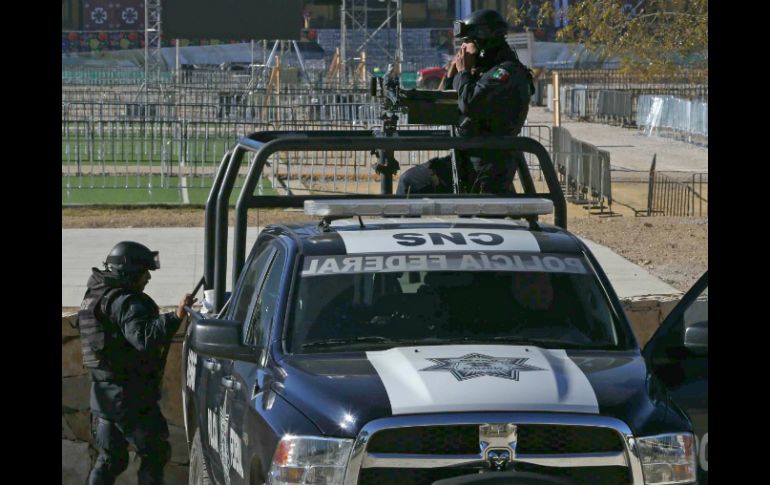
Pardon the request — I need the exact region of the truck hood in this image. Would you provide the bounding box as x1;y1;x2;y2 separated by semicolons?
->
275;345;685;438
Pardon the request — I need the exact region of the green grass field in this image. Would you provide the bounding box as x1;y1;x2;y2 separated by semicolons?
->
62;174;276;205
61;136;235;166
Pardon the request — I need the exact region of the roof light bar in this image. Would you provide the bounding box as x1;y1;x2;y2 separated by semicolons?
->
304;198;554;218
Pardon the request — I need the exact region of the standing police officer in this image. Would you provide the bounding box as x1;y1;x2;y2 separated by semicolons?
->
397;9;534;195
78;241;196;485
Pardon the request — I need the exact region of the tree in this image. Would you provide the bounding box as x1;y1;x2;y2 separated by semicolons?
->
507;1;708;76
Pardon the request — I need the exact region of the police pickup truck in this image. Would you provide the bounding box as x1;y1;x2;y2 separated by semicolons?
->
182;196;707;485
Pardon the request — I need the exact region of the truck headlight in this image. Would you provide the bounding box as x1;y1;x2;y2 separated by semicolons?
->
268;435;354;485
637;433;697;484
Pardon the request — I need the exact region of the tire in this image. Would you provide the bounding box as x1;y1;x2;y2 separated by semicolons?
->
189;429;212;485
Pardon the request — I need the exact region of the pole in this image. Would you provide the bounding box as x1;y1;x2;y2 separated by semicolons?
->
553;71;561;127
396;0;403;75
251;39;255;86
175;39;180;85
647;153;656;216
292;40;309;84
341;0;347;85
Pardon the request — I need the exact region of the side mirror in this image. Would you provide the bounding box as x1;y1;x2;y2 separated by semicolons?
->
189;317;258;363
684;321;708;356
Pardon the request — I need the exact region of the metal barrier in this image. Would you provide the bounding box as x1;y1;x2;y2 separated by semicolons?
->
61;118;460;204
646;156;707;217
545;84;707;133
552;126;613;213
516;124;551;191
62;92;378;124
62;73;558;205
561;85;590;119
62;66;344;89
551;69;708;89
597;90;633;125
637;95;708;145
62;121;553;205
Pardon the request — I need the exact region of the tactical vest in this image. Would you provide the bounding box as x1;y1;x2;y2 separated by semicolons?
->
457;58;534;138
508;58;535;134
78;285;126;370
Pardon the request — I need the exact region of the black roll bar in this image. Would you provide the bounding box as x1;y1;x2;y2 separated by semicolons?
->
205;131;566;313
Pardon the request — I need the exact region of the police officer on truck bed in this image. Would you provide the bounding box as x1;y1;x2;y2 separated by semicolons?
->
78;241;196;485
396;9;535;195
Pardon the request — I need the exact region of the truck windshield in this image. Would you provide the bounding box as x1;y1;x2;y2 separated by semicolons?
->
286;252;621;354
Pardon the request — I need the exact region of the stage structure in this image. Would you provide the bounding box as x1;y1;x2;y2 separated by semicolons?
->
140;0;304;97
340;0;402;84
142;0;163;100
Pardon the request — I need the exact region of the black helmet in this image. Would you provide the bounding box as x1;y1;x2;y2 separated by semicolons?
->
104;241;160;275
454;9;509;42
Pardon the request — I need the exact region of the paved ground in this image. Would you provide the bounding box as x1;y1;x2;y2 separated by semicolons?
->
63;227;259;307
527;107;708;173
62;226;679;307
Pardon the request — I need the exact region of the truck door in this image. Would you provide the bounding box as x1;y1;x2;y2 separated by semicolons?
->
203;241;277;485
643;271;708;484
224;239;290;484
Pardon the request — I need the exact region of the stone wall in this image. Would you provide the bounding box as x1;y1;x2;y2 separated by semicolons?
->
61;296;679;484
621;295;682;347
62;309;190;485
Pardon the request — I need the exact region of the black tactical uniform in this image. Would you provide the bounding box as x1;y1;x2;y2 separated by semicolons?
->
397;9;534;195
79;243;184;485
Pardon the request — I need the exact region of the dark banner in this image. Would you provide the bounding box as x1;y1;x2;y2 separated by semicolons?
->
81;0;144;31
163;0;303;40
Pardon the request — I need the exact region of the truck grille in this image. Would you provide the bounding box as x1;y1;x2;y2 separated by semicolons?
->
514;463;631;485
518;424;624;454
358;468;479;485
358;466;631;485
347;414;640;485
366;424;624;455
367;425;479;454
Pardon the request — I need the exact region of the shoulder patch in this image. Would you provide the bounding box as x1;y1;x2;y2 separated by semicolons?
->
491;67;510;82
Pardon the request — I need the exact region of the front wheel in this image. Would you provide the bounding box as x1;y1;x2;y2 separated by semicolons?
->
189;429;212;485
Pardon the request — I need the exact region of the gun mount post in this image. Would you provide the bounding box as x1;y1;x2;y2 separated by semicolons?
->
371;72;404;194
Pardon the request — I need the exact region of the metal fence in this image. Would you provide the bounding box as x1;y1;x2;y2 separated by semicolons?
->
62;63;385;93
62;65;560;205
636;95;708;145
551;69;708;89
552;126;612;212
596;90;634;125
641;155;707;217
62;96;380;125
240;125;552;206
647;171;708;217
552;85;707;120
62;112;553;204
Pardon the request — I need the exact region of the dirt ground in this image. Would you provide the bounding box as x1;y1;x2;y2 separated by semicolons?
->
62;205;706;292
566;215;707;292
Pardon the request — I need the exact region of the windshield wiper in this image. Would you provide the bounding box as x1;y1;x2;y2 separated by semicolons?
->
300;336;595;350
409;335;579;347
491;336;585;348
301;336;396;349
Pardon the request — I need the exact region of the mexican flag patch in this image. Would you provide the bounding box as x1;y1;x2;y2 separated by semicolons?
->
491;67;510;81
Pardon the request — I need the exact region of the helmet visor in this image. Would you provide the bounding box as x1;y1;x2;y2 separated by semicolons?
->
149;251;161;270
453;20;468;39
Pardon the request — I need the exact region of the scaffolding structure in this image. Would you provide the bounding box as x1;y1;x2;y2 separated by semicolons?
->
143;0;164;99
340;0;402;84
